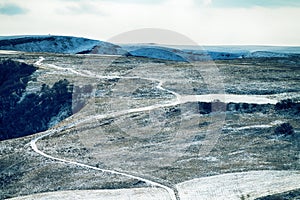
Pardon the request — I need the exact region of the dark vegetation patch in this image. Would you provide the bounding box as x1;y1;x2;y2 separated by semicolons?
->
0;60;73;140
198;101;274;114
274;123;295;137
198;99;300;116
275;99;300;116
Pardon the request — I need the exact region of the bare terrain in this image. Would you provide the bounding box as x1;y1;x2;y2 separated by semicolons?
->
0;51;299;199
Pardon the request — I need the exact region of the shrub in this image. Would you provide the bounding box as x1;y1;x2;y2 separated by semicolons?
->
275;99;295;110
274;123;294;136
275;99;300;116
198;102;211;114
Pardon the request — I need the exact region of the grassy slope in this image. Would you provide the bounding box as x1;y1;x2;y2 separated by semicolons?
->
0;53;299;199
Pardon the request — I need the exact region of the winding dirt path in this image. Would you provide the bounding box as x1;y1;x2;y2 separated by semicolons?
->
25;57;299;200
31;57;179;200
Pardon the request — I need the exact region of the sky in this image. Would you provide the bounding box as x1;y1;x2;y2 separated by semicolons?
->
0;0;299;46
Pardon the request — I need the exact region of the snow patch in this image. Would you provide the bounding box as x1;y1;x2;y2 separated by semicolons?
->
177;170;300;200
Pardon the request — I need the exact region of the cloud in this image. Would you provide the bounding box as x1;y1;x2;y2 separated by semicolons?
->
0;3;27;15
57;2;104;15
0;0;299;46
56;0;165;16
60;0;165;4
209;0;300;8
105;0;165;4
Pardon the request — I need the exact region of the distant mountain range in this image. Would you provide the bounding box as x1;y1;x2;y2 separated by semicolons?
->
0;35;299;61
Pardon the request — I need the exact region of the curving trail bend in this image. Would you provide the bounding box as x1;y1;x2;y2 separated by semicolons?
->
30;131;177;200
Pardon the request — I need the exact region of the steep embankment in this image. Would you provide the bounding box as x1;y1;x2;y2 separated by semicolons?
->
0;60;73;140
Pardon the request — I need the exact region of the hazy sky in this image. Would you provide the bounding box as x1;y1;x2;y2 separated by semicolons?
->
0;0;299;45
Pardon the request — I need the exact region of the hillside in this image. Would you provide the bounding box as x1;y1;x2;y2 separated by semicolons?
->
0;35;128;55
